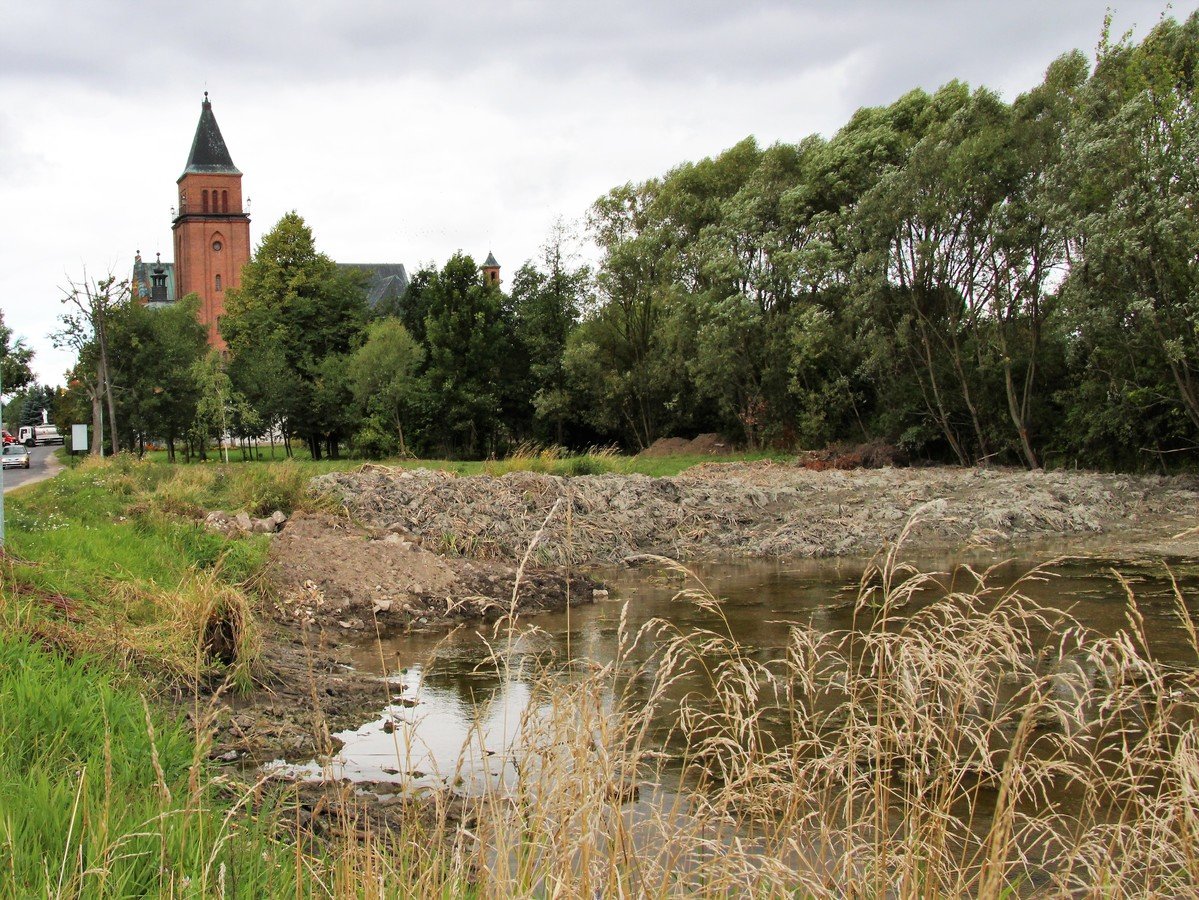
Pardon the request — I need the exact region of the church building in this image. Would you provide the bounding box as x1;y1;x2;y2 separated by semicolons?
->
135;96;497;348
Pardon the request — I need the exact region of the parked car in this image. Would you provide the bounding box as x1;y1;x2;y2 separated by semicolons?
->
2;444;31;469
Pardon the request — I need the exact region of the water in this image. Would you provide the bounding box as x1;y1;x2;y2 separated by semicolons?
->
269;544;1199;790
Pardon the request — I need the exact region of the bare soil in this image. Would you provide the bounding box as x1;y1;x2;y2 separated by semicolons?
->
640;432;733;456
264;513;596;632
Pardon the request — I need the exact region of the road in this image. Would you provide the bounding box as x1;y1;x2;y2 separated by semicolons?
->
2;445;64;493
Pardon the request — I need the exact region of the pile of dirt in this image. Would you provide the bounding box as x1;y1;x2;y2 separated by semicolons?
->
264;513;596;631
796;441;905;470
311;464;1199;566
639;433;733;457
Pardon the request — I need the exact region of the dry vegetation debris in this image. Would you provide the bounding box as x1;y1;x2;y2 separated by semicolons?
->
311;463;1199;565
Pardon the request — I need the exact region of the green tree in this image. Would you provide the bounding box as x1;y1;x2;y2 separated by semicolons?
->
1054;13;1199;461
0;311;34;408
418;253;515;457
221;212;369;459
348;319;424;456
105;295;208;458
510;221;591;444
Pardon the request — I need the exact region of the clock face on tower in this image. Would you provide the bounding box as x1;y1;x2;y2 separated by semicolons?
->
212;240;222;251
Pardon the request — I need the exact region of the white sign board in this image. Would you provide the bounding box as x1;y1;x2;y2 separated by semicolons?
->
72;424;89;453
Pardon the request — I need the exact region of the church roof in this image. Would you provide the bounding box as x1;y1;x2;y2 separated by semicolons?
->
182;93;241;177
132;254;177;305
339;263;410;307
483;251;499;268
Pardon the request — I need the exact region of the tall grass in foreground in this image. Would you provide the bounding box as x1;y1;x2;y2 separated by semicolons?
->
5;455;1199;895
345;541;1199;897
0;636;306;897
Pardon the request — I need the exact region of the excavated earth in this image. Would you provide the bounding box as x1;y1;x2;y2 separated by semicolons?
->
212;461;1199;805
310;462;1199;565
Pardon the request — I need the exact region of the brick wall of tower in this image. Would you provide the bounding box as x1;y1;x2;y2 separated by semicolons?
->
172;172;251;351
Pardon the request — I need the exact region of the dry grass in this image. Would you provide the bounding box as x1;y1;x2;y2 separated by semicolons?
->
298;531;1199;898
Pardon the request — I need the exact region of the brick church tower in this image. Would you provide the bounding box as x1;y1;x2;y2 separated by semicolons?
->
172;93;250;350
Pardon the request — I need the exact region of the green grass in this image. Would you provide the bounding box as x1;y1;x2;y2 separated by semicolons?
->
0;634;310;897
139;444;792;478
0;456;472;897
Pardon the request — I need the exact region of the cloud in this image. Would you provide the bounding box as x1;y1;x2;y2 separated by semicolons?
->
0;0;1188;385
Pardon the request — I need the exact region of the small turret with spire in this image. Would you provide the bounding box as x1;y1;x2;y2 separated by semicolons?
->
482;251;500;287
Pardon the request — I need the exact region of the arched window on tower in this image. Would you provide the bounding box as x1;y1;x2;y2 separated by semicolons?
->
202;190;209;213
215;274;222;292
222;190;229;214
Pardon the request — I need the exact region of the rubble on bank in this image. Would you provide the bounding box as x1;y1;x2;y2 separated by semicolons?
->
310;462;1199;566
205;508;289;535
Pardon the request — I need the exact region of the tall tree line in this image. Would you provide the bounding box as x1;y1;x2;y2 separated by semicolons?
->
58;12;1199;470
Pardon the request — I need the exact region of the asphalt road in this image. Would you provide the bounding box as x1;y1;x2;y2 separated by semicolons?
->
1;445;64;493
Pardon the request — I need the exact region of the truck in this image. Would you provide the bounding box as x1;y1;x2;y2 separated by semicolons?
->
19;424;64;446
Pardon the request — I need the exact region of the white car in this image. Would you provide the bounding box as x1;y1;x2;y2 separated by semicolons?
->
2;444;31;469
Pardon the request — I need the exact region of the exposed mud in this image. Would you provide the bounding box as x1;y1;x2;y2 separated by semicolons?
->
312;463;1199;565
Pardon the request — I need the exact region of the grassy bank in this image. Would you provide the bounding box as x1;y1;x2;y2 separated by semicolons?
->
135;444;791;478
2;455;1198;896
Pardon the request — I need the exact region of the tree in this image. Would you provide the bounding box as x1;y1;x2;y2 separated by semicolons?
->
104;294;208;458
0;311;34;410
348;319;423;455
54;274;128;454
221;212;369;459
1054;13;1199;459
418;253;516;457
510;220;591;444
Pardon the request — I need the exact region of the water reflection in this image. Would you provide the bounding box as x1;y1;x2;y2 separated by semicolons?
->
273;547;1199;790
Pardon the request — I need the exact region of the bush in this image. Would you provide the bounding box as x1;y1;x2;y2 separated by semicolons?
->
350;421;400;460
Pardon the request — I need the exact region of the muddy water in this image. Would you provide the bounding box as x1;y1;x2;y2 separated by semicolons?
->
270;544;1199;792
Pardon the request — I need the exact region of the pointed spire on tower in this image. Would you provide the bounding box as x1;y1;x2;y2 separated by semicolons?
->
182;93;240;176
481;251;501;287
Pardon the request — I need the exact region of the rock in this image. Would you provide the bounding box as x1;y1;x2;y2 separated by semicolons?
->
235;512;253;532
270;510;288;526
251;518;276;534
373;598;393;613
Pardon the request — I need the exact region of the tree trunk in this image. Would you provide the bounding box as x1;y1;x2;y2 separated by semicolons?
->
90;385;103;457
97;334;119;454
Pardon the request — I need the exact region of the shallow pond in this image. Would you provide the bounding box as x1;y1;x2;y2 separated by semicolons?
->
271;542;1199;793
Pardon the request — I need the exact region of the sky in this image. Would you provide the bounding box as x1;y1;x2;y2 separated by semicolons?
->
0;0;1190;387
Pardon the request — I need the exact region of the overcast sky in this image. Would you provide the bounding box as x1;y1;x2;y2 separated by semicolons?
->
0;0;1189;387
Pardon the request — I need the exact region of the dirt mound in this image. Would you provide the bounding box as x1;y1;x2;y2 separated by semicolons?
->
265;513;595;631
639;437;693;457
797;441;905;470
640;433;733;457
311;465;1199;565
